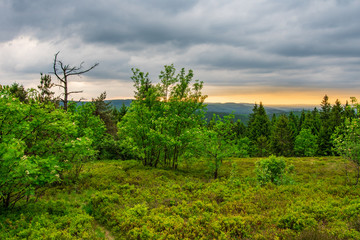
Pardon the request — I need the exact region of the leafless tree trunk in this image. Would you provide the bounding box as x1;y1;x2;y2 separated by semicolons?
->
52;51;99;110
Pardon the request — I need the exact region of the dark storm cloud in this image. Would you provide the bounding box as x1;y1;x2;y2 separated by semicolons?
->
1;0;360;95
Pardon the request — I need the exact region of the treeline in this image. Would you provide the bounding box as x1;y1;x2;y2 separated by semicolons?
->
244;96;355;157
1;64;359;208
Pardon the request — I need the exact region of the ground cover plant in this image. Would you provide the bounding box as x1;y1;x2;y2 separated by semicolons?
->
1;156;360;239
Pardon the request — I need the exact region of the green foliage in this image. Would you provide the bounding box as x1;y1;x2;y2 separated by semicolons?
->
235;137;251;157
118;65;206;168
68;102;106;160
333;100;360;185
112;103;128;123
318;95;335;156
92;91;117;137
301;109;321;136
0;87;100;208
37;73;57;104
1;157;360;239
201;114;238;179
97;135;133;160
270;115;294;157
295;128;318;157
8;83;28;103
255;155;293;185
0;200;104;239
0;89;71;208
247;102;271;156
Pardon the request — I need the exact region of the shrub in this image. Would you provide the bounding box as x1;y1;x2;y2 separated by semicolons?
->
255;155;292;185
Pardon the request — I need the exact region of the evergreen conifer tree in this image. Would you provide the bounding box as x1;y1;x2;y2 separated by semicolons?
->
298;109;306;132
247;102;271;156
92;91;118;137
270;115;294;156
288;111;299;138
317;95;333;155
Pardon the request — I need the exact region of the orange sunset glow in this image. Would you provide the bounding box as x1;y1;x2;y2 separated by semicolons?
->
203;86;358;106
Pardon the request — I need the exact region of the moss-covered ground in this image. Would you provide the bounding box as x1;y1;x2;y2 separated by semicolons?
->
1;157;360;239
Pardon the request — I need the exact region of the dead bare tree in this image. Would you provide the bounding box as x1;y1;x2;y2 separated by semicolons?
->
52;51;99;110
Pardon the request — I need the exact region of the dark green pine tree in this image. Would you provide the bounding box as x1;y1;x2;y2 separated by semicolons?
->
270;115;294;157
300;109;321;156
232;119;247;139
114;103;128;122
37;73;57;104
298;109;306;132
330;99;344;130
270;113;277;131
288;111;299;138
247;102;271;156
9;83;28;103
92;91;118;137
317;95;333;156
311;107;321;136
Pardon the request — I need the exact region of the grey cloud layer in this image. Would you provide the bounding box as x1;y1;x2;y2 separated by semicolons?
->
1;0;360;93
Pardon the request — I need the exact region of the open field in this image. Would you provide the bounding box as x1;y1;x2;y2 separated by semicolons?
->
1;157;360;239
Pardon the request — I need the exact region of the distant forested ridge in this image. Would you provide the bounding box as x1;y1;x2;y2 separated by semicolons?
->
95;99;313;124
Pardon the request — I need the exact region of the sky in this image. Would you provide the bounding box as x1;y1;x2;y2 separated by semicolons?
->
1;0;360;105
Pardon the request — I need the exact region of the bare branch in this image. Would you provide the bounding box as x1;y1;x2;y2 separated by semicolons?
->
51;51;98;110
68;91;83;94
52;51;62;82
67;63;99;76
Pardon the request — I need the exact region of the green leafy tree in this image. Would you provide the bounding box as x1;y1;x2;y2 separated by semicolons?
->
201;114;237;179
119;68;165;167
161;66;207;168
119;65;206;168
333;98;360;185
68;102;106;164
0;88;77;208
294;128;318;157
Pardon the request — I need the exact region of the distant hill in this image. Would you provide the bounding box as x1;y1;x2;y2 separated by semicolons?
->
106;99;133;108
204;102;315;115
107;100;315;113
105;99;316;124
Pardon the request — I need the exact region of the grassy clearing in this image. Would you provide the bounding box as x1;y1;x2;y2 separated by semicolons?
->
1;157;360;239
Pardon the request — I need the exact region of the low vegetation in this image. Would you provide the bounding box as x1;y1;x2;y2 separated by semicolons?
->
1;157;360;239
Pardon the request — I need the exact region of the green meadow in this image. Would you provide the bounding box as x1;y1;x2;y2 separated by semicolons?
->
1;156;360;240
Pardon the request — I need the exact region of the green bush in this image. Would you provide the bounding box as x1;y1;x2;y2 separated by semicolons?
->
255;155;292;185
